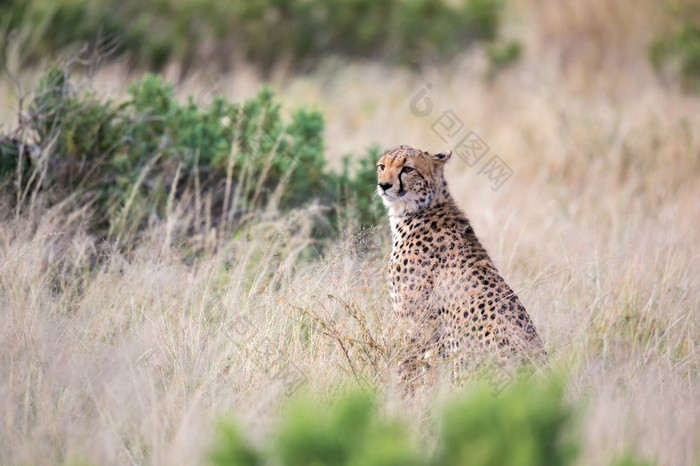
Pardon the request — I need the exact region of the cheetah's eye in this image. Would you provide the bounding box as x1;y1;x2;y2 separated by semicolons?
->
377;164;385;171
402;166;414;174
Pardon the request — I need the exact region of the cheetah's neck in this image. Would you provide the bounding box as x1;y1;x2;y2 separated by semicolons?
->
388;194;461;240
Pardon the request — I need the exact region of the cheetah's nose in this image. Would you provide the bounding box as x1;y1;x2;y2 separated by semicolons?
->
378;182;392;191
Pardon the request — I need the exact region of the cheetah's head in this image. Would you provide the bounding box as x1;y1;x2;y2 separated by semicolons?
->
376;145;452;216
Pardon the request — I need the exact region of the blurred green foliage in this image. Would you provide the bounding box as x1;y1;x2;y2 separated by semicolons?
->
334;146;385;228
609;451;657;466
486;39;522;78
434;377;577;466
0;134;30;181
649;2;700;91
2;65;382;242
0;0;505;74
273;392;421;466
208;376;582;466
209;421;263;466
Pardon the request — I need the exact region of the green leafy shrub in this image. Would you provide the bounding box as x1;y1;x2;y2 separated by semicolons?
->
649;3;700;91
433;377;577;466
209;421;263;466
208;376;581;466
1;0;506;74
486;39;523;78
333;145;385;229
0;1;155;69
392;0;501;64
274;392;421;466
2;64;378;244
0;134;31;182
609;451;657;466
210;391;422;466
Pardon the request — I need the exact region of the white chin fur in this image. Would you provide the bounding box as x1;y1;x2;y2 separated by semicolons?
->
380;191;424;217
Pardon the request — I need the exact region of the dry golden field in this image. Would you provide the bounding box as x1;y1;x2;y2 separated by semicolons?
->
0;0;698;464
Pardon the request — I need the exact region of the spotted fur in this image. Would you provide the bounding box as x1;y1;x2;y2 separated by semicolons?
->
377;145;546;382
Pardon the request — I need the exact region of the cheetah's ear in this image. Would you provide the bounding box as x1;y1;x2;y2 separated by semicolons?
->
431;150;452;164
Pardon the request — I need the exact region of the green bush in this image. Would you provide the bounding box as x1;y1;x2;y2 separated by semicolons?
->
333;145;385;229
1;0;506;74
433;377;577;466
0;134;31;182
208;376;580;466
486;39;523;78
209;422;263;466
649;3;700;91
23;65;323;235
0;1;154;68
2;64;383;243
274;392;421;466
609;451;657;466
210;391;422;466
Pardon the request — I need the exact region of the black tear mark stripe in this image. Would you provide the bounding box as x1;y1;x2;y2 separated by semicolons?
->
395;156;408;194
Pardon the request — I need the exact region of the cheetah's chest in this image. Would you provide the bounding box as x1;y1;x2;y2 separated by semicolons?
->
388;220;480;315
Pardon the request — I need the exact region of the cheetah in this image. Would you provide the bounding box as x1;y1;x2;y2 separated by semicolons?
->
377;145;546;384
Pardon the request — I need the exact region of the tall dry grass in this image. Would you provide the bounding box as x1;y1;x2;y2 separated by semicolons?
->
1;0;699;464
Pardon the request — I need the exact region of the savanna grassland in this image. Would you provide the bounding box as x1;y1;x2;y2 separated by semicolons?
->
0;0;698;465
